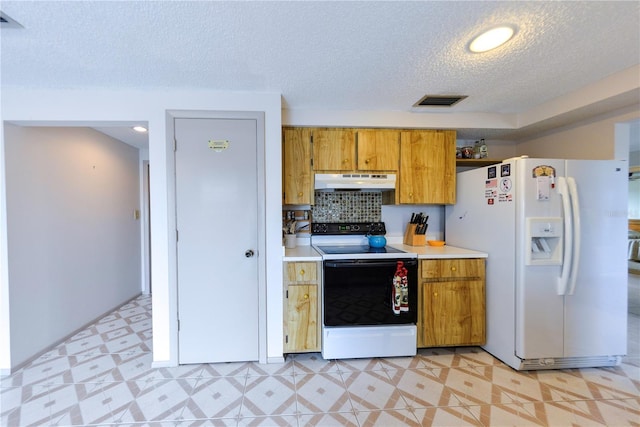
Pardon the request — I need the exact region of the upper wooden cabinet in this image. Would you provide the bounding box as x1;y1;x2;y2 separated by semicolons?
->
399;130;456;204
283;128;313;205
356;130;400;171
282;126;457;205
312;129;355;171
312;128;399;172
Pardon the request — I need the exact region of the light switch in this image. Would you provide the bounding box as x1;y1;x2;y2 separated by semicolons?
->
134;209;140;220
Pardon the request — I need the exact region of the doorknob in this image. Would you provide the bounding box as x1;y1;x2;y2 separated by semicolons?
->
245;249;255;258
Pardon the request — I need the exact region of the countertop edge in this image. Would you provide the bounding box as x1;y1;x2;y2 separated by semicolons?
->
390;244;488;259
283;245;323;261
283;244;487;261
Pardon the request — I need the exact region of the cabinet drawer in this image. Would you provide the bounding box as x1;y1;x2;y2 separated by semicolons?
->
285;262;317;283
421;259;484;280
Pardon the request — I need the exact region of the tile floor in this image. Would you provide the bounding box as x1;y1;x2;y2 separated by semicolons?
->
1;294;639;427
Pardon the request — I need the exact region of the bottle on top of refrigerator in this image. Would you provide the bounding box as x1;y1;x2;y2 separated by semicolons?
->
479;139;488;158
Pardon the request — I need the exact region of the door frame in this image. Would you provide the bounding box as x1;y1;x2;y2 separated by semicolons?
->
142;160;151;294
166;110;267;364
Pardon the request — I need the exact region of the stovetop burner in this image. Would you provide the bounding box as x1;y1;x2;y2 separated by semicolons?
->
313;243;415;260
311;221;416;260
316;245;405;255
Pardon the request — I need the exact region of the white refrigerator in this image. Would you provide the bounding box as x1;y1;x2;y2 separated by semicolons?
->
445;157;628;370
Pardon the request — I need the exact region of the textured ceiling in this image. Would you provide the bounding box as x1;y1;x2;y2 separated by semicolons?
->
1;1;639;147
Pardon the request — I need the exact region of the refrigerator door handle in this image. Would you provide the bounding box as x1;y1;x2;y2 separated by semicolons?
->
566;177;581;295
557;177;573;295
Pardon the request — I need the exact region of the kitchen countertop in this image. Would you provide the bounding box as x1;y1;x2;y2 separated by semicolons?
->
283;245;323;261
283;243;486;261
389;244;488;259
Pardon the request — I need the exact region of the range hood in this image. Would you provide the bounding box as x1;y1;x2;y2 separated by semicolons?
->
314;173;396;190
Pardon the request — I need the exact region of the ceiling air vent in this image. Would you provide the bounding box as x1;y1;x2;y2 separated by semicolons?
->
413;95;467;107
0;12;23;28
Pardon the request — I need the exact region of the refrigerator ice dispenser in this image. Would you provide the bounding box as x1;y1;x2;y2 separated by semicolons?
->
526;217;563;265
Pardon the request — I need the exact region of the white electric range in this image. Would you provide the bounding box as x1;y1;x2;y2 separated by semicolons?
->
311;222;418;360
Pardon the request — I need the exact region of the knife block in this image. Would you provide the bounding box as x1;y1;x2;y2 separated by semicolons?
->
403;223;426;246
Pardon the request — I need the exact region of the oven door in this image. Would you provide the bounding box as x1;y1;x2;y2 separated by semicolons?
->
323;258;418;327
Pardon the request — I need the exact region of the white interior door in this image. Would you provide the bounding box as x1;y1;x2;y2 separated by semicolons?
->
175;116;259;364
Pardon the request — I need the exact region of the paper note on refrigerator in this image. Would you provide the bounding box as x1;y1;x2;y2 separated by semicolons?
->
537;175;550;200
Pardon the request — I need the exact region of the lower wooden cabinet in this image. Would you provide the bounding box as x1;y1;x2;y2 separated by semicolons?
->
417;259;486;348
283;262;321;353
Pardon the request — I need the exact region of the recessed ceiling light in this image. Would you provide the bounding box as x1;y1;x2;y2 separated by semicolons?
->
469;26;515;53
132;126;148;133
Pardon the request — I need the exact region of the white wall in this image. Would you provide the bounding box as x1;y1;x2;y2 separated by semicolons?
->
515;106;640;160
1;88;282;370
382;205;445;242
3;125;141;369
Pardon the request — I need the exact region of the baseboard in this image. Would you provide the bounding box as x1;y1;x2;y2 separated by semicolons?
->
151;360;178;368
2;292;143;376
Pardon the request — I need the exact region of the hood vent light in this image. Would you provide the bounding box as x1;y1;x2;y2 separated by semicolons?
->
413;95;467;107
314;173;396;191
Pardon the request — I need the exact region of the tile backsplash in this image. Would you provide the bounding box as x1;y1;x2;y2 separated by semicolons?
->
312;191;381;223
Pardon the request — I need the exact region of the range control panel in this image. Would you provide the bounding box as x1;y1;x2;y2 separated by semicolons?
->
311;222;386;235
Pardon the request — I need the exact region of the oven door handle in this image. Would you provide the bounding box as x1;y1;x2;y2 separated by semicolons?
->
324;259;417;268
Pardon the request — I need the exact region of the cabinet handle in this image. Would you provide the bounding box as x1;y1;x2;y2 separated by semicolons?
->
298;192;303;197
365;159;370;164
299;269;305;276
304;294;309;299
433;292;438;297
409;192;413;197
451;266;457;272
343;159;350;163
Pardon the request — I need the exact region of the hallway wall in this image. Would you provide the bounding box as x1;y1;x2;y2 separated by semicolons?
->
3;124;141;369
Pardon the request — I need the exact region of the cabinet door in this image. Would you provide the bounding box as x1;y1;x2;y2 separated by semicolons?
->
399;130;456;204
284;284;319;352
312;129;355;171
356;130;399;171
418;280;485;347
283;128;312;204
